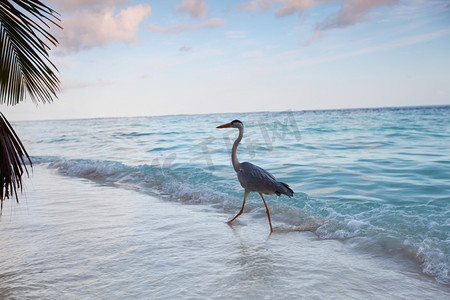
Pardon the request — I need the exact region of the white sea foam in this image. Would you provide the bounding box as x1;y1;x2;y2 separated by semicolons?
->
2;165;449;299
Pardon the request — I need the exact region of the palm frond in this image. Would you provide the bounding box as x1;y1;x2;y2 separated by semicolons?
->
0;0;61;105
0;112;31;213
0;1;60;212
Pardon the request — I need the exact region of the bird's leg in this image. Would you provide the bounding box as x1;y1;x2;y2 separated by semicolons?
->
259;192;273;232
228;190;250;225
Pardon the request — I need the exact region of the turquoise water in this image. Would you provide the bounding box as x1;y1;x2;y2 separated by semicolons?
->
10;106;450;286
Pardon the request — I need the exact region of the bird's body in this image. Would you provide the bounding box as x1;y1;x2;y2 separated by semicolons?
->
217;119;294;232
237;162;293;197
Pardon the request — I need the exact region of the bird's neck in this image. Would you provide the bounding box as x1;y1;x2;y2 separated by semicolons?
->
232;126;243;172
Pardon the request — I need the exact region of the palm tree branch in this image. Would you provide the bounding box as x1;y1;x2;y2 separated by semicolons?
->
0;0;60;105
0;0;59;212
0;112;32;212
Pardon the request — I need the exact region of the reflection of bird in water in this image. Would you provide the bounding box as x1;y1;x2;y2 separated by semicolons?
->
217;120;294;232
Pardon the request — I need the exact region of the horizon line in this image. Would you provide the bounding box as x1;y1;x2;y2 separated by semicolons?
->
9;103;450;123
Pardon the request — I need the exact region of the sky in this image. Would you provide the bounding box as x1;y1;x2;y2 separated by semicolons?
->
2;0;450;121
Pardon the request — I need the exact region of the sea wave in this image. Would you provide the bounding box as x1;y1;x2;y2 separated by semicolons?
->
33;155;449;286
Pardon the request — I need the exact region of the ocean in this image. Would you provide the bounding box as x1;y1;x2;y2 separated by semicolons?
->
1;106;449;298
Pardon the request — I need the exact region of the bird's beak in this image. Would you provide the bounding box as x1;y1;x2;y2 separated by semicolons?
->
216;123;231;129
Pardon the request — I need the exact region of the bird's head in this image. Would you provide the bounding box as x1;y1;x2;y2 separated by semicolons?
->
216;120;243;129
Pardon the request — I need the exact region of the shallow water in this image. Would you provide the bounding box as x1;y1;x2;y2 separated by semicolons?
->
1;106;450;296
1;166;449;299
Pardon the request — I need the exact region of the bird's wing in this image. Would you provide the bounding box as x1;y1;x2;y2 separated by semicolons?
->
237;162;280;194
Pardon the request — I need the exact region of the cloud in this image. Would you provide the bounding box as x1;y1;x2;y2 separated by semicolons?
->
239;0;400;43
317;0;399;30
148;18;225;34
175;0;209;18
238;0;275;13
179;46;192;52
301;29;323;45
58;4;151;53
276;0;317;17
140;73;152;79
49;0;130;11
240;0;398;21
286;28;450;70
238;0;317;16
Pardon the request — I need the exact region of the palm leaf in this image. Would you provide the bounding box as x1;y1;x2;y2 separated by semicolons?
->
0;112;32;212
0;0;61;105
0;1;60;212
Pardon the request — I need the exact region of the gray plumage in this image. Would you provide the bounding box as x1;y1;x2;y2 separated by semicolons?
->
237;162;294;197
216;119;294;232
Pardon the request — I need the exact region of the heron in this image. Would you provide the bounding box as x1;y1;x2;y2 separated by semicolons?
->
217;119;294;232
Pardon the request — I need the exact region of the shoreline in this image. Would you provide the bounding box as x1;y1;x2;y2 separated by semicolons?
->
1;166;449;299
